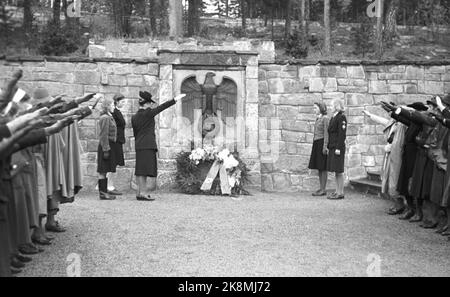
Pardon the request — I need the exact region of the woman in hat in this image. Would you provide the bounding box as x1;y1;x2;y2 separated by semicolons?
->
97;96;118;200
131;91;186;201
308;102;329;196
327;99;347;200
105;93;127;196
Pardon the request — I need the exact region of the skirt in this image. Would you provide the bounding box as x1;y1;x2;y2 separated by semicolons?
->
410;148;428;199
327;147;345;173
308;138;327;171
135;149;157;177
430;163;445;205
97;141;119;174
111;141;125;166
397;143;417;196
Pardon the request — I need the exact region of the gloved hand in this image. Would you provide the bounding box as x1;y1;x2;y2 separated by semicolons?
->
103;150;110;160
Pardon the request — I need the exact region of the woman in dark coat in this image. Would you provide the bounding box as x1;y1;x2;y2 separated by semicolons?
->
107;93;126;196
327;99;347;200
97;96;118;200
308;102;329;196
131;91;186;201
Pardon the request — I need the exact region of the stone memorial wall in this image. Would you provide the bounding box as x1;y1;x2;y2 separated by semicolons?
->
0;39;449;192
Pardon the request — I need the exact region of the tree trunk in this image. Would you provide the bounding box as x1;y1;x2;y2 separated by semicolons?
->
300;0;308;40
226;0;229;17
149;0;158;36
376;0;385;58
285;0;291;38
324;0;331;55
168;0;183;38
23;0;33;31
52;0;61;27
241;0;246;33
384;0;400;45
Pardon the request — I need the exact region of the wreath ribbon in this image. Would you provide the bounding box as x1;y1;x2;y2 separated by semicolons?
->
200;160;231;195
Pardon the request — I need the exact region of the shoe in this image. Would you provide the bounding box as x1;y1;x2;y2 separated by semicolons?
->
441;230;450;236
327;192;337;199
18;244;39;255
435;225;448;234
420;220;438;229
399;209;415;220
10;257;25;269
100;192;116;200
15;254;32;263
10;267;22;275
32;236;52;246
108;190;122;196
312;190;327;197
409;214;423;223
136;195;155;201
387;207;405;215
45;222;66;233
328;194;344;200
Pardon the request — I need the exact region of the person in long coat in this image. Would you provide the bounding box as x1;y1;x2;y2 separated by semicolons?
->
106;93;126;196
326;99;347;200
131;91;186;201
308;102;329;196
363;109;407;214
97;96;118;200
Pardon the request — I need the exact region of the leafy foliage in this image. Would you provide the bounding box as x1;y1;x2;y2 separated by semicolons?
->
285;28;308;59
38;22;81;56
352;16;375;58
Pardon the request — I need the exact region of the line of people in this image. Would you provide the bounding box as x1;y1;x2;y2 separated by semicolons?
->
0;70;100;277
363;94;450;242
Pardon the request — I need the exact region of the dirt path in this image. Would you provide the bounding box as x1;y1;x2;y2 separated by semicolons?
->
19;190;450;277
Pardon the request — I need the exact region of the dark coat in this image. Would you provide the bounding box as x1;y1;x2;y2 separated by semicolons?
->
327;111;347;151
112;108;126;144
131;99;175;151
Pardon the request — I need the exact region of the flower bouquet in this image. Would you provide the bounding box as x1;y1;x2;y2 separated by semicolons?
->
176;145;250;196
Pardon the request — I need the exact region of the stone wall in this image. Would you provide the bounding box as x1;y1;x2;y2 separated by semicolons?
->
1;51;449;192
0;57;161;191
258;62;450;191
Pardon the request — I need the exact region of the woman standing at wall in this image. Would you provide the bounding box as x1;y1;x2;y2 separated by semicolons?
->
131;91;186;201
97;96;118;200
106;93;127;196
308;102;329;196
327;99;347;200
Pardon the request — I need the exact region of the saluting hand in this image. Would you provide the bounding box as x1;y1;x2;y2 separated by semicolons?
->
174;94;187;102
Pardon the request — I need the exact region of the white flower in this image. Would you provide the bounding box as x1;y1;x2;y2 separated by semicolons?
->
217;148;231;161
223;154;239;170
189;148;206;163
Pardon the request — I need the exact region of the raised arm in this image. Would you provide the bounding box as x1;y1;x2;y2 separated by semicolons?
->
362;110;391;126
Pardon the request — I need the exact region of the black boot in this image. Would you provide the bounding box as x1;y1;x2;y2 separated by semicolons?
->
99;179;115;200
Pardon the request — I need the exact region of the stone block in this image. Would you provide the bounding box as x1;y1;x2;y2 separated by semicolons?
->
347;65;366;79
405;66;424;79
73;71;100;85
419;81;444;95
259;104;276;117
246;66;259;79
369;81;387;94
261;174;274;192
259;81;268;94
272;173;292;190
425;66;446;74
362;156;376;167
281;130;305;143
346;154;362;167
246;79;259;103
108;75;127;86
338;86;368;92
346;93;374;106
127;75;144;86
277;106;299;119
309;77;338;92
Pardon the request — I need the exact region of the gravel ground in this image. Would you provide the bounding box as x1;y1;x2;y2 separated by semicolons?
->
19;190;450;277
